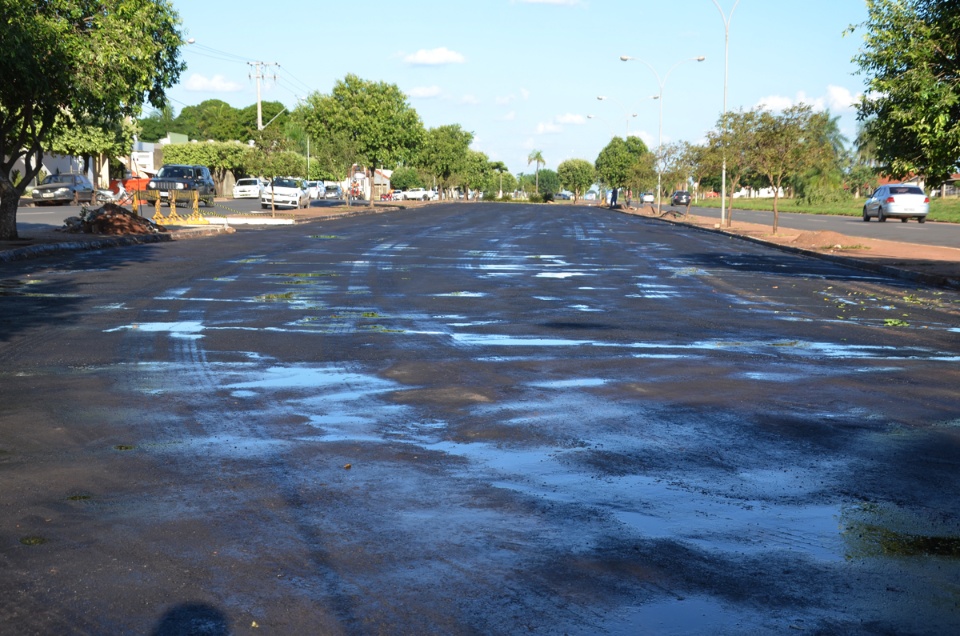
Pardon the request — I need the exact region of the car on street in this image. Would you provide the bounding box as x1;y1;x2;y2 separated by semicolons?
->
555;191;573;200
324;185;343;200
402;187;435;201
863;184;929;223
671;191;691;206
304;181;323;199
261;177;309;209
147;164;216;207
232;177;267;199
640;192;655;204
30;173;95;205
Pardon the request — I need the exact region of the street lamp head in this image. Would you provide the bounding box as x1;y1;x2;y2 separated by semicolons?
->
597;96;606;101
695;56;706;62
186;38;195;44
619;55;633;62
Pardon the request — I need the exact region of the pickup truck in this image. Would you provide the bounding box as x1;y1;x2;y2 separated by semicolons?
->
401;187;436;201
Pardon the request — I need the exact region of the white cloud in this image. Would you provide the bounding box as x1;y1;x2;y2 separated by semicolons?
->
408;86;443;99
826;85;859;111
500;111;517;121
520;88;531;100
496;95;516;105
461;94;480;105
183;73;243;93
556;113;586;125
757;86;861;114
536;122;562;134
404;47;466;66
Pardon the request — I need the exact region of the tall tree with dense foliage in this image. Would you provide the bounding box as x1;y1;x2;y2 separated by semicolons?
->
557;159;595;203
301;75;424;206
162;141;252;195
852;0;960;186
0;0;185;239
419;125;473;198
595;136;650;191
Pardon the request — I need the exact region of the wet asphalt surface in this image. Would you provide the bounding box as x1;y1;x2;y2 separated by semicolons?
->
1;203;959;635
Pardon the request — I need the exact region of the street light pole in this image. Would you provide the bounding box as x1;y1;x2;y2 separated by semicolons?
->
712;0;740;227
596;96;637;139
620;55;706;215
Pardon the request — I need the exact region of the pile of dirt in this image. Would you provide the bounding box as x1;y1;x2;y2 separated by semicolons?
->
778;230;867;251
61;203;167;235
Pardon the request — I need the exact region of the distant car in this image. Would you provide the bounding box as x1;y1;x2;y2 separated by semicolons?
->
390;189;403;201
402;187;433;201
555;191;573;200
324;185;343;200
704;191;720;198
232;177;267;199
671;191;691;206
261;177;308;209
304;180;323;199
863;184;929;223
30;173;95;205
640;192;655;204
147;164;216;207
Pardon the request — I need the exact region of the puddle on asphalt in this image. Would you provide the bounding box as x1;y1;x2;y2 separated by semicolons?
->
104;321;205;339
530;378;608;389
536;272;592;279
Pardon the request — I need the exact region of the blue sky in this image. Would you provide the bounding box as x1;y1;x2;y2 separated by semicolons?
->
167;0;870;175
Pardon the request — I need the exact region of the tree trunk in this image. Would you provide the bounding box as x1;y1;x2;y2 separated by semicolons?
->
772;184;780;234
0;177;21;240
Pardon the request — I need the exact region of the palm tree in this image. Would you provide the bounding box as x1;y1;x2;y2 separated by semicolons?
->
490;161;508;198
527;150;545;194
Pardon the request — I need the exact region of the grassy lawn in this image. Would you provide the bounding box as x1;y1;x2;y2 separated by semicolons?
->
693;196;960;223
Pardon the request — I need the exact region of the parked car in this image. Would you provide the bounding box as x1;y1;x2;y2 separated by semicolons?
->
232;177;267;199
671;191;691;206
402;187;434;201
555;191;573;200
863;184;929;223
640;192;655;204
304;180;323;199
324;185;343;200
261;177;308;209
147;164;216;207
30;173;94;205
390;189;404;201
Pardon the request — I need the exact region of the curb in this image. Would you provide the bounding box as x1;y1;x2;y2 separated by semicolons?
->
631;210;960;291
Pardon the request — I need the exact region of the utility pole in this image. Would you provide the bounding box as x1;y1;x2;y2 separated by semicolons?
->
248;61;280;130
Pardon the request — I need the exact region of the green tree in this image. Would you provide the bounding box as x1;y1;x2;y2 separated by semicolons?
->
139;104;177;143
390;166;423;190
852;0;960;186
162;141;252;195
557;159;595;202
0;0;185;239
536;169;560;197
489;161;509;198
301;74;424;206
460;150;494;200
706;108;759;226
752;104;834;233
175;99;243;141
48;114;138;187
419;125;473;198
527;150;545;193
238;101;288;141
595;136;650;191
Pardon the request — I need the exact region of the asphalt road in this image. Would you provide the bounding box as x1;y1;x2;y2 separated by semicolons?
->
1;203;959;634
688;204;960;248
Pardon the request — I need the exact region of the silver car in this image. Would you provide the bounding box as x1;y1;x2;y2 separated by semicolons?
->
863;184;929;223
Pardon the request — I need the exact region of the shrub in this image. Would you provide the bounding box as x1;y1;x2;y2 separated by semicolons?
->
528;193;543;203
541;192;555;203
